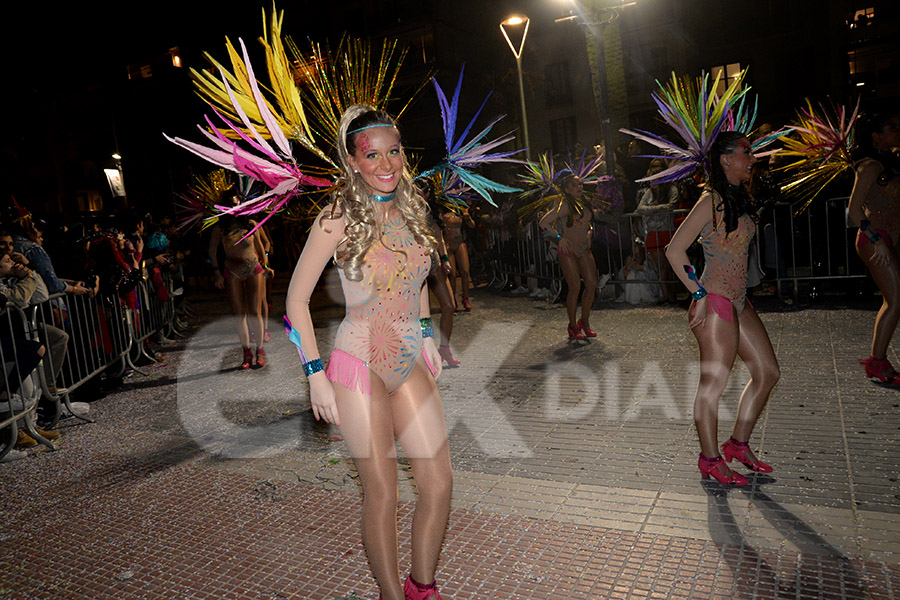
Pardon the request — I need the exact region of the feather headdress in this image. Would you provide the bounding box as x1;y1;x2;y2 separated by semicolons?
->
286;34;431;154
164;34;333;236
517;151;605;221
775;98;860;213
620;68;787;185
416;65;524;206
190;6;332;167
175;170;233;232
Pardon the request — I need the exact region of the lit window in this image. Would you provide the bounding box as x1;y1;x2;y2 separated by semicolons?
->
710;63;742;95
849;7;874;29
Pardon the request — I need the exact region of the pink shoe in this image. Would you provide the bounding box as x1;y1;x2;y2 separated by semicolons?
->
722;437;772;473
241;348;253;370
404;575;443;600
255;347;266;368
567;323;585;340
438;344;461;367
263;329;271;343
578;319;596;337
698;453;748;486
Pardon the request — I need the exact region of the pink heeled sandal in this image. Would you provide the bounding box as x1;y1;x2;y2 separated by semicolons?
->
722;437;772;473
698;453;748;486
578;319;596;337
567;323;585;340
438;344;460;367
241;348;253;370
404;575;443;600
860;356;900;385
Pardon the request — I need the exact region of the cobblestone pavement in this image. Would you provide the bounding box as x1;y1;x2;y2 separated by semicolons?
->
2;279;899;599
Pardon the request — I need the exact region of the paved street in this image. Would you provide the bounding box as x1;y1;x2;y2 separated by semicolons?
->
2;278;899;599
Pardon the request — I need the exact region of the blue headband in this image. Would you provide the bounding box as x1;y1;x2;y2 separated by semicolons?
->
347;123;397;136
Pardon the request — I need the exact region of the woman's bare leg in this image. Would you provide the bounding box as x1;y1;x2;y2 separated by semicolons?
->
259;277;269;334
224;277;249;348
446;254;458;304
334;376;404;600
576;251;598;328
243;273;264;348
732;304;780;443
454;243;471;300
428;272;455;345
858;243;900;358
558;254;581;327
690;307;740;458
391;361;452;586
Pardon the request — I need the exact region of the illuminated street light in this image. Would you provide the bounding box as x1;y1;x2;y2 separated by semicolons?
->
500;15;531;161
112;153;122;160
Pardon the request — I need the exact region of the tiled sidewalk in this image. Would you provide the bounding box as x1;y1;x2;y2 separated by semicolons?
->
2;288;899;599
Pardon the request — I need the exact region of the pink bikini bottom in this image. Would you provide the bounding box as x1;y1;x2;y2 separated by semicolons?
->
224;259;263;281
856;228;894;248
325;347;436;395
690;292;749;323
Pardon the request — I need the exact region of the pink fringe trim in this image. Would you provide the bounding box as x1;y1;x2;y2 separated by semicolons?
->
326;349;371;395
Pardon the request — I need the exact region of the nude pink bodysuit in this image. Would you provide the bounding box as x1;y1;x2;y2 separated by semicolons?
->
325;215;432;393
557;203;592;258
698;213;756;320
855;158;900;248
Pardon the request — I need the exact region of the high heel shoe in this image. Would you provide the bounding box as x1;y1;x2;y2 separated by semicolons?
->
722;437;772;473
860;356;900;384
567;323;585;340
698;453;748;486
578;319;597;337
255;347;266;367
404;575;443;600
438;344;461;367
461;297;472;311
263;328;271;343
241;348;253;370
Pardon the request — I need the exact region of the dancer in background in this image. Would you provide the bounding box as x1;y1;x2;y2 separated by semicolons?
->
848;112;900;384
538;171;598;340
440;206;474;311
209;188;273;369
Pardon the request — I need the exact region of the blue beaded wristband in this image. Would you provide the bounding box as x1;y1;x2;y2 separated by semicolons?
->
420;317;434;338
303;358;324;376
691;287;708;301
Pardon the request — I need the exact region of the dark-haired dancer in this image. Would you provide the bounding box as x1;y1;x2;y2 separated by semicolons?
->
848;112;900;384
666;132;780;485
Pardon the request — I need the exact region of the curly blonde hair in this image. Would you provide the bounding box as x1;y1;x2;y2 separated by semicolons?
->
322;105;437;281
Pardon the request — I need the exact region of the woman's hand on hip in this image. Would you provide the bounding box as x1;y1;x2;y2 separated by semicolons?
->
689;296;708;329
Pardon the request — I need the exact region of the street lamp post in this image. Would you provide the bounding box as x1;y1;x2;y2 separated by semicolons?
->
500;16;531;162
556;2;636;177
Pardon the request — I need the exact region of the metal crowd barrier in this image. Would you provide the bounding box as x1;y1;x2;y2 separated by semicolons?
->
1;268;183;459
1;302;52;459
482;197;865;301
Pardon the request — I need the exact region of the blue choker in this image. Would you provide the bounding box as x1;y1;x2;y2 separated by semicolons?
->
373;192;395;203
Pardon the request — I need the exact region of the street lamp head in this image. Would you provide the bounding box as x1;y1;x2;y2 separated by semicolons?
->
112;153;122;160
502;16;527;26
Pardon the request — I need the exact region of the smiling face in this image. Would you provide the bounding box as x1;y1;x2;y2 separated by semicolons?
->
347;127;403;196
720;137;756;185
